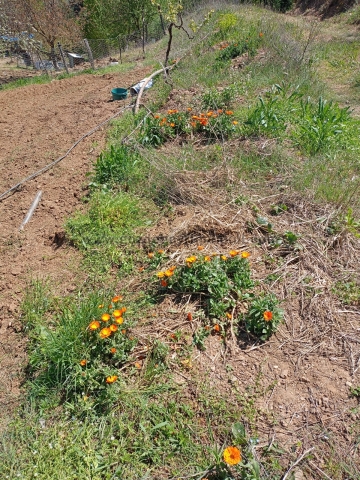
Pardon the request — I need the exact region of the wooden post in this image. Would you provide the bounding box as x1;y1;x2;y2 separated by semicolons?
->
118;36;122;64
84;39;95;69
58;42;69;74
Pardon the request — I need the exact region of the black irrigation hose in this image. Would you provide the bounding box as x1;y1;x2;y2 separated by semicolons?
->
0;104;132;202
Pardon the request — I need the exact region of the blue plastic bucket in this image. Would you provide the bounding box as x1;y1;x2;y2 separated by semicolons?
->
111;88;128;100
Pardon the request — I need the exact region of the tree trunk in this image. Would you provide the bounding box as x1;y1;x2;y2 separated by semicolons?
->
50;42;59;70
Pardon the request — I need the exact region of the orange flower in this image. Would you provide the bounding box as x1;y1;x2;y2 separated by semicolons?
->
89;320;100;330
113;309;122;318
110;347;117;354
115;317;124;325
161;280;168;287
100;327;112;339
80;359;87;366
186;255;197;264
225;110;234;115
204;256;211;262
200;118;208;126
217;109;223;114
120;307;127;314
259;32;264;37
148;252;154;259
106;375;118;384
109;324;118;332
223;446;241;465
263;311;273;322
134;362;142;369
121;329;126;334
191;121;197;128
213;324;221;332
101;313;110;322
112;295;122;303
187;107;192;111
221;255;227;261
197;245;204;251
187;312;193;321
204;325;210;330
138;266;145;272
226;312;232;319
229;250;239;257
165;269;174;277
170;122;175;127
158;249;165;254
233;121;238;125
241;251;250;258
207;111;213;117
157;271;166;278
154;114;160;119
169;265;176;272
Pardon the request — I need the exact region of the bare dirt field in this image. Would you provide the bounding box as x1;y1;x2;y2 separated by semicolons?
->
0;64;151;427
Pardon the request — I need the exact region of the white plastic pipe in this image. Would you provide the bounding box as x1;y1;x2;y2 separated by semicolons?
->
19;190;42;231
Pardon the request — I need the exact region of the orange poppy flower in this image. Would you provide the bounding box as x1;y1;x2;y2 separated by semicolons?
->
241;251;250;258
106;375;118;384
89;320;100;330
223;446;241;465
101;313;111;322
109;324;118;332
100;327;112;339
115;317;124;325
263;311;273;322
110;347;117;354
169;265;176;272
112;295;122;303
80;359;87;366
191;121;197;127
154;114;160;119
187;312;193;321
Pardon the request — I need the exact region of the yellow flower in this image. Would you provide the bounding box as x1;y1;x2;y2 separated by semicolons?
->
165;269;174;277
113;309;122;318
233;121;238;125
157;271;166;278
101;313;111;322
109;324;118;332
106;375;118;384
115;317;124;325
98;304;104;308
112;295;122;303
204;256;211;262
226;312;232;319
88;320;100;330
80;359;87;366
229;250;239;257
100;327;112;339
221;255;227;261
223;446;241;465
186;255;197;263
241;251;250;258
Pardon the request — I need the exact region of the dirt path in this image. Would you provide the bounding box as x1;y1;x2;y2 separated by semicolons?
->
0;65;152;428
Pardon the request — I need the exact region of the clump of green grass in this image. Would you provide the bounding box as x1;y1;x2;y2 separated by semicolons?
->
65;190;150;276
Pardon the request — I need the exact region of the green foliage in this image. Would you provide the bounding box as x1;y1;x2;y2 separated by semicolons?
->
91;144;144;189
333;280;360;306
201;84;237;109
216;13;239;39
24;291;136;412
65;191;147;276
294;97;351;155
245;294;283;341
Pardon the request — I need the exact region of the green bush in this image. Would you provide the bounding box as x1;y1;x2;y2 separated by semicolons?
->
245;294;283;341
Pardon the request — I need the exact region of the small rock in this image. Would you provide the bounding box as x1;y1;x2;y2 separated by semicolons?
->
300;376;309;383
11;267;22;276
280;369;288;379
294;468;304;480
346;381;352;387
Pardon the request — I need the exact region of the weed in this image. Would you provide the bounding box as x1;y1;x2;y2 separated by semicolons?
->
333;280;360;306
201;84;238;110
244;294;283;341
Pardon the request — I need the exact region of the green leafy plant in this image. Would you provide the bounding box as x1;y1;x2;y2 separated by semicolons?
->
245;294;283;341
201;84;238;109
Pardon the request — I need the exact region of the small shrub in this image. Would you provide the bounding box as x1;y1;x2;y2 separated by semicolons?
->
201;84;238;110
245;294;283;341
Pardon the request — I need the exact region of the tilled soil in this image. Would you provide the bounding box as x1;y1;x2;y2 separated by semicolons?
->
0;65;152;428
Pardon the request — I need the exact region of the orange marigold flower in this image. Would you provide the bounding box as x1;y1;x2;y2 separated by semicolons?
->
169;265;176;272
121;329;126;334
221;255;227;261
207;111;213;117
112;295;122;303
115;317;124;325
170;122;175;127
148;252;154;259
263;311;273;322
161;280;168;287
213;324;221;332
187;312;193;321
139;266;145;272
217;109;223;114
259;32;264;37
233;121;238;125
100;327;112;339
225;110;234;115
110;347;117;354
89;320;100;330
191;121;197;127
226;312;232;319
134;362;142;369
200;119;208;126
229;250;239;257
204;256;211;262
113;309;122;318
158;249;165;254
80;359;87;366
187;107;192;111
241;251;250;258
197;245;204;251
186;255;197;263
157;271;166;278
101;313;111;322
154;114;160;119
165;269;174;277
223;446;241;465
109;324;118;332
106;375;118;384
